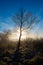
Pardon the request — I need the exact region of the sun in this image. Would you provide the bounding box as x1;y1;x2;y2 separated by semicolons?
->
8;28;29;41
17;29;28;40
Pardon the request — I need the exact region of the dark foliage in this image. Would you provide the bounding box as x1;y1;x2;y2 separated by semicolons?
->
0;37;43;65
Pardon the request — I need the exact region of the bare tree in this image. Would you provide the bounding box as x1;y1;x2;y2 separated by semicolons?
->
12;9;39;52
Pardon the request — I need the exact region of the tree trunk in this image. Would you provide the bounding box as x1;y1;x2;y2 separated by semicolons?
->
16;28;22;52
13;29;22;63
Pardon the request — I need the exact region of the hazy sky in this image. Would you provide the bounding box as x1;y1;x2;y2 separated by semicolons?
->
0;0;43;36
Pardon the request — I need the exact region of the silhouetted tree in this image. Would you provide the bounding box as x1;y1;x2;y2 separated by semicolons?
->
12;9;39;52
12;9;40;65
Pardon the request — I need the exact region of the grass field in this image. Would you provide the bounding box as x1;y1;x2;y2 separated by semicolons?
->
0;37;43;65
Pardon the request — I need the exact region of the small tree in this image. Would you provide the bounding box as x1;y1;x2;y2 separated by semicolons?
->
12;9;39;52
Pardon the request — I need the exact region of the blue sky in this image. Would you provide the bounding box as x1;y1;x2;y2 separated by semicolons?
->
0;0;43;36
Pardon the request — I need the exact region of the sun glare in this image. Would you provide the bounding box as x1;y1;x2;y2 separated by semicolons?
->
17;29;28;40
8;28;29;41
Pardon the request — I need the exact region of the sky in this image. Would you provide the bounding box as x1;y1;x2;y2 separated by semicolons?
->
0;0;43;37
